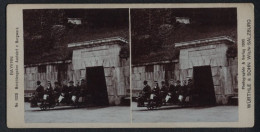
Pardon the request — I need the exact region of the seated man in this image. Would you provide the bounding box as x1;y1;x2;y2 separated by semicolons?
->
31;81;44;107
160;81;168;104
44;81;55;106
53;81;61;105
137;80;151;107
35;81;44;100
168;80;178;103
151;81;161;104
61;80;70;104
67;81;75;104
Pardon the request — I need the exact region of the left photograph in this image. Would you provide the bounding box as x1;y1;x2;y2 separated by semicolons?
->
23;9;130;123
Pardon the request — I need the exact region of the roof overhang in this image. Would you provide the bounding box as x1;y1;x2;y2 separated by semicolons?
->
175;36;235;49
132;59;179;67
24;60;71;68
68;36;128;49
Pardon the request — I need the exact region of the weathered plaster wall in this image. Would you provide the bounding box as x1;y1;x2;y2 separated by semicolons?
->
132;63;176;97
24;63;73;92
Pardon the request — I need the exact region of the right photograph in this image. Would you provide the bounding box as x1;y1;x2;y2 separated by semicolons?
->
131;8;238;122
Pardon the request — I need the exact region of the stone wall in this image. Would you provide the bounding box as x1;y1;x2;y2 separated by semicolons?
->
178;43;238;104
72;43;130;105
24;42;130;105
132;42;238;105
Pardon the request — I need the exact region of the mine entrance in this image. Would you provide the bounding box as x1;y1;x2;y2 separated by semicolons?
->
193;66;216;106
86;66;109;106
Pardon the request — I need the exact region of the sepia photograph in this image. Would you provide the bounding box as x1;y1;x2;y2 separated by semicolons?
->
23;9;130;123
131;8;238;122
6;4;254;128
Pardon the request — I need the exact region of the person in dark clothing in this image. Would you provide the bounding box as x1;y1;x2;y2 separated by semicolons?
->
142;80;151;98
150;81;161;106
68;81;75;93
137;80;151;107
35;81;44;100
182;80;189;103
68;81;75;104
61;81;69;93
53;81;61;105
31;81;44;107
45;81;53;95
168;80;174;92
44;81;55;106
168;80;177;103
160;81;168;104
175;80;181;93
160;81;168;96
61;80;70;104
72;81;80;96
53;82;61;94
175;80;183;104
71;80;81;104
152;81;160;96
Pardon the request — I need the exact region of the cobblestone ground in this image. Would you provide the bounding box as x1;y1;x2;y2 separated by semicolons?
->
132;102;238;123
25;103;130;123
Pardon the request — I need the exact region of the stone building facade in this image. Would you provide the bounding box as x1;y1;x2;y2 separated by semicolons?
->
132;36;238;105
24;37;130;105
68;37;130;105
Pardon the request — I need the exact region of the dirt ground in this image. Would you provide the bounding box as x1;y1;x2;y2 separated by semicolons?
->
25;102;238;123
132;102;238;123
25;103;130;123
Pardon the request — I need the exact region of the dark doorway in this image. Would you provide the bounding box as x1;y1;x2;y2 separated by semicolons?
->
86;66;109;106
193;66;216;106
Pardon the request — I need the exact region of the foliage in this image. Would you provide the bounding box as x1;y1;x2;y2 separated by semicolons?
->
23;9;129;64
131;8;237;64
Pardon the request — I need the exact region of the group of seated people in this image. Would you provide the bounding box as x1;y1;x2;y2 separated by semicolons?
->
138;79;195;106
31;79;89;107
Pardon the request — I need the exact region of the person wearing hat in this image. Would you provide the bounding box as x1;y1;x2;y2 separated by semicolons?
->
152;81;160;95
142;80;151;97
160;81;168;104
54;81;61;93
31;81;44;107
44;81;55;106
151;81;161;105
68;81;75;92
175;80;181;94
175;80;183;104
137;80;151;107
35;81;44;100
72;80;81;96
168;79;177;103
53;81;61;105
61;80;70;104
67;80;75;104
45;81;53;94
71;80;82;104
